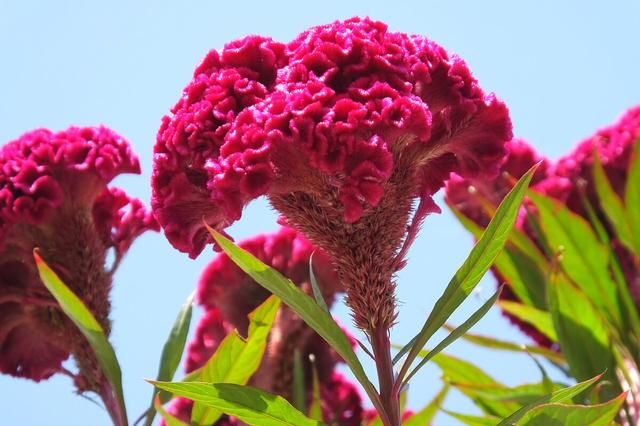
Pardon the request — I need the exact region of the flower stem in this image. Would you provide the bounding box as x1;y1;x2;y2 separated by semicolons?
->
372;326;400;426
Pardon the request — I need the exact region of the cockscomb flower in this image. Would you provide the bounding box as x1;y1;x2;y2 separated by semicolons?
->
166;227;364;426
0;126;158;390
153;17;512;332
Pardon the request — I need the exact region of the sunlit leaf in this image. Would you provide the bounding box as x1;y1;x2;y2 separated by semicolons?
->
593;152;637;254
498;301;557;342
154;395;189;426
191;295;280;425
547;272;618;397
145;292;194;426
516;392;626;425
529;192;622;326
442;410;500;425
496;373;604;425
150;382;324;426
34;250;127;426
445;326;564;364
207;227;386;423
399;165;537;383
625;139;640;254
404;286;503;384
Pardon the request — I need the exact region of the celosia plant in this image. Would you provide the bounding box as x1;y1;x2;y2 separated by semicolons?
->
0;126;157;422
1;15;627;426
152;17;513;425
446;105;640;424
165;227;364;425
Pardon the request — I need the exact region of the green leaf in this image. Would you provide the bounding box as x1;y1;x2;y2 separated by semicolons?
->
445;326;564;364
403;286;503;384
547;272;618;395
292;350;306;413
207;226;386;422
450;205;547;308
516;392;626;425
402;384;449;426
593;152;637;254
498;301;557;342
154;395;189;426
431;353;521;417
529;192;622;326
34;250;127;426
442;410;501;426
145;292;194;426
150;382;324;426
399;165;538;383
191;295;280;425
307;355;323;422
625;139;640;254
309;254;330;313
496;373;604;426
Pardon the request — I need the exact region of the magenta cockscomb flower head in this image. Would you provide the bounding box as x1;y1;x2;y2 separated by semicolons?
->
166;227;364;426
153;17;512;332
0;126;157;387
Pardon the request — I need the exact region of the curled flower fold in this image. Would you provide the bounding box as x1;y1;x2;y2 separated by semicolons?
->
0;126;158;387
167;227;364;426
153;17;512;331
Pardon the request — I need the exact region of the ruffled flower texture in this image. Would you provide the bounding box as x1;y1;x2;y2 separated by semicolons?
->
165;227;364;426
0;126;158;387
445;105;640;346
153;17;512;331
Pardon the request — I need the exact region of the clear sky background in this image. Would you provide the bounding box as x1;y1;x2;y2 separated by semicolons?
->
1;1;639;425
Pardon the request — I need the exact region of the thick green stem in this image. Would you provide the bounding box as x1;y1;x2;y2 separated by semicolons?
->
372;326;400;426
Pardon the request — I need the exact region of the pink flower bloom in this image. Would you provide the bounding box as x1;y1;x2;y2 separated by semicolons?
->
0;126;157;386
166;227;364;426
153;17;512;331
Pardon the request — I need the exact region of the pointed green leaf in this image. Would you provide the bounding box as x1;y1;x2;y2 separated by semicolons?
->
292;350;306;413
445;326;564;364
145;292;194;426
547;272;618;395
150;382;324;426
442;410;501;426
192;295;280;425
399;165;538;383
431;353;521;417
307;355;323;422
404;286;503;384
496;373;603;425
593;152;637;254
207;227;386;423
625;139;640;253
516;392;626;425
154;395;189;426
529;192;622;326
34;250;127;426
498;301;557;342
403;384;449;426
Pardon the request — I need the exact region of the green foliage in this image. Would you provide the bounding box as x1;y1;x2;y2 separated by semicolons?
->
397;165;538;383
207;225;387;422
150;381;324;426
516;392;626;426
144;292;194;426
190;295;280;425
34;250;127;426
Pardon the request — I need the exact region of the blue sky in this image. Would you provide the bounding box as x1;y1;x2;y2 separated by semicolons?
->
1;1;639;425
